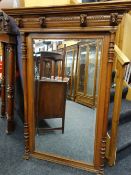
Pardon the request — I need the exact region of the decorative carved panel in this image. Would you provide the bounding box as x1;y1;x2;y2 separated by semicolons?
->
0;12;10;32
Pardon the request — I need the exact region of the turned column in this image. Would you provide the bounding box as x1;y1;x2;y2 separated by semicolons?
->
1;42;6;117
6;44;15;134
21;34;30;159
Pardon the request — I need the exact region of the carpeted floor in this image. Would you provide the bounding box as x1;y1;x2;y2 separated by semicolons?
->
108;99;131;130
35;100;96;163
0;114;131;175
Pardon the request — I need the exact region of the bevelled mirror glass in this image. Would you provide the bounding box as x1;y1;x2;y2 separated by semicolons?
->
32;38;103;164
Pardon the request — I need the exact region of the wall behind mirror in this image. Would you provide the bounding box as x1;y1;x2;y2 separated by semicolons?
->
0;0;20;8
33;38;103;164
24;0;98;8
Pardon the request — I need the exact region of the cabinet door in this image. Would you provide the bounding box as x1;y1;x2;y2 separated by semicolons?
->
65;49;77;97
65;50;73;78
72;49;77;97
78;45;88;93
86;41;97;96
76;39;103;107
96;40;103;97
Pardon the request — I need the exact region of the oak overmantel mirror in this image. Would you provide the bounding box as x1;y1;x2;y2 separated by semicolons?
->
3;1;131;175
27;33;105;173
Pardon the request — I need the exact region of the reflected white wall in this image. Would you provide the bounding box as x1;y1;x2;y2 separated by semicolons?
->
0;0;19;9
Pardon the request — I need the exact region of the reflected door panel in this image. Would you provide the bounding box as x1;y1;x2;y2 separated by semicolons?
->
87;42;97;96
66;50;74;97
72;49;77;97
65;46;77;100
96;40;103;97
78;45;87;93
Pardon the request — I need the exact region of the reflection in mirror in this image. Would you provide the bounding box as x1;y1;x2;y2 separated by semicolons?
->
33;38;103;164
65;47;77;99
87;42;96;96
96;42;102;96
78;44;87;93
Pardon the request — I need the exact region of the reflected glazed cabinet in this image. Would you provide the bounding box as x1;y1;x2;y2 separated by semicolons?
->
59;40;102;108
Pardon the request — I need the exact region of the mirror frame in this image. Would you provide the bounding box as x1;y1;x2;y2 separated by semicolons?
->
4;1;131;174
26;33;110;174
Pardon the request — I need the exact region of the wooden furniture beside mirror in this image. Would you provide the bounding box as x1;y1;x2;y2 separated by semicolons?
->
0;12;17;134
3;1;131;175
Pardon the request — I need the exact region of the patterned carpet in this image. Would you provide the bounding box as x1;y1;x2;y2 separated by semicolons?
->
36;100;96;163
0;105;131;175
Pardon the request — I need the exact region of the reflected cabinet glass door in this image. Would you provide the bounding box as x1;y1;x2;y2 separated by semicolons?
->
78;44;88;93
65;45;77;100
76;39;102;108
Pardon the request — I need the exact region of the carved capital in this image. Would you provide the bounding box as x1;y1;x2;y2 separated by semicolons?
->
15;18;24;28
39;17;46;28
110;13;118;26
80;14;87;27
